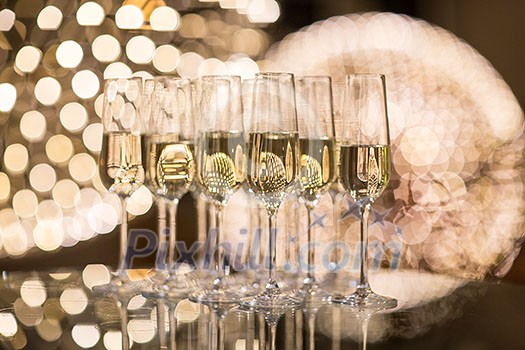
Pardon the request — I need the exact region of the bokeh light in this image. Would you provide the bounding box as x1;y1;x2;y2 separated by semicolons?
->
46;134;74;165
20;279;47;307
0;173;10;204
0;83;16;112
76;2;105;26
15;46;42;73
20;111;46;143
82;123;103;153
115;5;143;29
82;264;111;289
56;40;83;68
59;102;88;133
34;77;61;106
72;324;100;348
92;34;121;63
12;190;38;219
152;45;180;73
4;144;29;175
0;312;18;337
52;179;80;209
72;70;100;99
37;6;63;30
0;9;15;31
60;288;88;315
69;153;97;184
126;36;156;64
150;6;181;31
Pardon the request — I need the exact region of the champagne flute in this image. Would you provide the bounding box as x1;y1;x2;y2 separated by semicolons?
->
190;75;246;305
97;77;147;296
241;72;303;328
331;74;397;310
144;77;196;298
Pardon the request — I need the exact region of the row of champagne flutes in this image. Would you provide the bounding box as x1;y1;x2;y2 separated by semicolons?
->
98;73;396;322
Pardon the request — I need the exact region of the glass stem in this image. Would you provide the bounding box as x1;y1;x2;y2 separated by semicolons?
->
269;323;277;350
169;304;177;350
267;213;278;290
307;313;315;350
306;206;315;286
359;317;370;350
155;198;168;271
358;203;371;289
168;200;179;271
117;198;128;275
157;298;167;349
215;205;228;282
120;299;130;350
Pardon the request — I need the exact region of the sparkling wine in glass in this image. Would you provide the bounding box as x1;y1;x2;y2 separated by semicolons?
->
295;76;337;304
331;73;397;310
241;73;303;333
97;77;147;299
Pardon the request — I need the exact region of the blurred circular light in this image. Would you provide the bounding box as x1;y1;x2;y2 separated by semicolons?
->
126;36;155;64
153;45;180;73
150;6;180;31
3;144;28;175
179;14;207;38
104;62;132;80
115;5;143;29
36;200;63;222
49;272;71;280
132;71;154;81
72;70;100;99
82;123;103;153
175;299;200;322
46;134;74;165
92;34;121;63
20;110;47;142
76;2;105;26
14;297;43;327
35;77;61;106
198;58;227;77
33;221;63;251
72;324;100;348
2;222;28;256
127;319;155;344
104;331;132;350
226;56;259;79
127;186;153;216
56;40;83;68
36;318;62;342
0;312;17;337
52;179;80;209
20;279;47;307
82;264;110;289
60;288;88;315
30;164;56;193
75;188;102;215
88;203;118;234
247;0;280;23
60;102;88;133
13;190;38;219
127;295;147;310
69;153;97;184
0;173;10;203
94;94;104;118
0;9;15;31
0;83;16;112
37;6;63;30
15;46;42;73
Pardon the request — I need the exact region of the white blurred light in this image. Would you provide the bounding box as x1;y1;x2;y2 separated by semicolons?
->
60;102;88;133
20;110;46;142
83;123;103;153
60;288;88;315
150;6;180;31
56;40;84;68
127;295;147;310
247;0;280;23
0;313;17;337
52;179;80;209
0;83;16;112
37;6;63;30
88;203;118;234
104;330;133;350
29;164;57;193
15;46;42;73
198;58;227;77
76;2;105;26
34;77;61;106
3;143;28;175
94;94;104;118
46;134;74;165
127;186;153;216
132;71;154;81
72;70;100;99
36;318;62;342
69;153;97;184
75;188;102;215
72;324;100;348
115;5;143;29
49;272;72;280
153;45;180;73
82;264;111;289
0;9;15;31
221;0;249;9
127;319;155;344
12;189;38;219
36;200;63;222
175;299;200;322
226;56;259;79
126;36;155;64
104;62;132;79
177;52;204;79
0;173;10;203
2;222;28;256
33;221;63;251
20;279;47;307
92;34;121;63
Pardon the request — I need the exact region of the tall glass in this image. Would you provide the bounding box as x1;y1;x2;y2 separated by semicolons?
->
241;72;303;329
331;74;397;310
97;77;147;296
295;76;336;301
190;75;246;305
144;77;196;298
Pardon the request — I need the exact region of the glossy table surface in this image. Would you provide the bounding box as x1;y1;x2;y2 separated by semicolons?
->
0;269;523;349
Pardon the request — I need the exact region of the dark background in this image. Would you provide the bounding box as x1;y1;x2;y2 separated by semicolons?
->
2;0;525;283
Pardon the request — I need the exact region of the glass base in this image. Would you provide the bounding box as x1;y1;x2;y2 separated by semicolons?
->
92;274;147;299
302;283;330;314
330;287;397;311
142;273;195;301
240;288;304;325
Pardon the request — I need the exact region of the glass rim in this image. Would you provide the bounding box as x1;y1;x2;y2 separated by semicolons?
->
347;73;386;79
255;71;294;78
200;74;241;81
295;75;332;81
